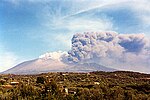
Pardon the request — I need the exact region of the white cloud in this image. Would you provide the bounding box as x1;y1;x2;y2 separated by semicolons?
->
4;0;20;6
39;51;68;61
64;0;130;17
66;17;113;32
33;0;150;51
54;34;72;48
130;0;150;26
0;44;19;72
38;1;115;48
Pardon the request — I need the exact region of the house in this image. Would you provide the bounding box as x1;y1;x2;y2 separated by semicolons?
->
10;81;19;85
68;91;76;94
62;86;77;95
68;88;77;94
62;86;68;95
94;82;100;85
62;73;69;76
1;85;13;89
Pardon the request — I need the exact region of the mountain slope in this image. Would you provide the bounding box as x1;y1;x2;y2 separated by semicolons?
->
2;58;116;74
65;63;116;72
2;58;68;74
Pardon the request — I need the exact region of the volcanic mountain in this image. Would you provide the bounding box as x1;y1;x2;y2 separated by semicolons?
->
2;52;116;74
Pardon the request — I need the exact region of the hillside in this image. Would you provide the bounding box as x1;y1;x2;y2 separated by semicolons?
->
2;58;116;74
0;71;150;99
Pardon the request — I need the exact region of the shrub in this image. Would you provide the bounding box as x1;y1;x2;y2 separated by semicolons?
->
36;76;45;84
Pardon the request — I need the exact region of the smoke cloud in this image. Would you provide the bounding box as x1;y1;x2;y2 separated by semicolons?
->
39;51;68;61
68;32;150;73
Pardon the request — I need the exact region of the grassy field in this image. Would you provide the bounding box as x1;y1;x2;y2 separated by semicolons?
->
0;71;150;100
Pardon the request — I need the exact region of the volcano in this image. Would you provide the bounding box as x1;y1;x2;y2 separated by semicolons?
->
2;52;116;74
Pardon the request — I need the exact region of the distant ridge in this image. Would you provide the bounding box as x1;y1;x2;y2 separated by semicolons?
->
2;58;116;75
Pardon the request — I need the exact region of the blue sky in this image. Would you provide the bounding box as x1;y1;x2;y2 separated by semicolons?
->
0;0;150;72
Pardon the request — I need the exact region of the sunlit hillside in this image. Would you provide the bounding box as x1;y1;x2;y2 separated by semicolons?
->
0;71;150;99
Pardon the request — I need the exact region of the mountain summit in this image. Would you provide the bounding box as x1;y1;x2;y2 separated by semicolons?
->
2;52;116;74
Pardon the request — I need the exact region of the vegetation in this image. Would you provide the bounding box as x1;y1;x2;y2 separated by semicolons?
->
0;71;150;100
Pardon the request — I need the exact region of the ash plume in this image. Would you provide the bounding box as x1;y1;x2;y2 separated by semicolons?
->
67;32;150;72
